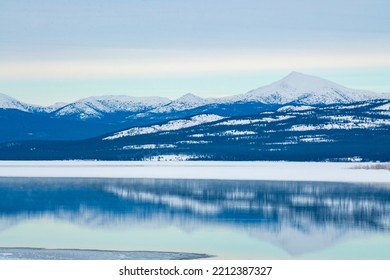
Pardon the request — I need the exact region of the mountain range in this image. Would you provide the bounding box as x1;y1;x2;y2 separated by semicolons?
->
1;72;389;161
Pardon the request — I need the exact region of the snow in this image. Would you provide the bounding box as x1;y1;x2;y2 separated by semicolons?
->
43;102;67;113
150;93;215;113
264;141;297;145
216;115;294;126
0;93;41;112
259;115;295;122
190;134;205;138
372;111;390;116
55;102;104;119
187;130;256;137
123;144;176;150
216;119;262;126
1;161;389;183
289;118;390;131
334;102;373;110
222;130;257;136
176;140;211;144
0;248;208;260
2;73;390;121
277;105;315;112
373;103;390;111
321;115;356;121
299;137;334;143
103;114;225;140
223;72;388;105
144;155;196;161
54;95;170;119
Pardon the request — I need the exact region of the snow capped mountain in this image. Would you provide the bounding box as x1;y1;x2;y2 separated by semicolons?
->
149;93;216;114
176;93;207;104
2;99;390;161
2;72;389;123
43;102;68;113
2;72;389;147
0;92;40;112
0;92;69;113
54;95;171;119
226;72;389;105
54;102;104;119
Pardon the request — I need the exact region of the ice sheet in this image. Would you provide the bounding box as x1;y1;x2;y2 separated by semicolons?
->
0;161;389;183
0;247;210;260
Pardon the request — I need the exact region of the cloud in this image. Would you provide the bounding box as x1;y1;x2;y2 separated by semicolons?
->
1;49;390;80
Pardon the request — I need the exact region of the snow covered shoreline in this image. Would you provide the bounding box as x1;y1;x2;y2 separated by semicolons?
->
0;161;389;183
0;247;210;260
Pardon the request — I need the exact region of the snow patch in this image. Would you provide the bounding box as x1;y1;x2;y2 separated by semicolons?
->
277;105;315;112
123;144;176;150
216;119;262;126
190;134;205;138
299;137;334;143
373;103;390;111
260;115;295;122
222;130;257;136
176;140;211;144
144;155;196;161
104;114;225;140
289;117;390;131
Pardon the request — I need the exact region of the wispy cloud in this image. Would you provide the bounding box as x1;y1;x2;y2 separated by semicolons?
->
1;49;390;80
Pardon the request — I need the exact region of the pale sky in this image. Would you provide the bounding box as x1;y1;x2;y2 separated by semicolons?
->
0;0;389;105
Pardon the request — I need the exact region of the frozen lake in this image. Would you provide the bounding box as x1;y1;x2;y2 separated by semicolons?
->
0;177;389;259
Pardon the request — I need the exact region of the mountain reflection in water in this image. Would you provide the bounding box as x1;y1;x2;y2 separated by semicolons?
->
0;177;389;256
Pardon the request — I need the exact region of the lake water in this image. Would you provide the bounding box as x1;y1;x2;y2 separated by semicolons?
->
0;177;389;259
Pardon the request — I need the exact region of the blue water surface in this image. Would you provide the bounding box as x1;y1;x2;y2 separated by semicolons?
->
0;177;389;259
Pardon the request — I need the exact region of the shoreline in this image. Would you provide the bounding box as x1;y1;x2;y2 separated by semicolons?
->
0;161;389;183
0;247;211;260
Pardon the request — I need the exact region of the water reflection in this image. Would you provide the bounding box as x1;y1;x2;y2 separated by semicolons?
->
0;178;389;256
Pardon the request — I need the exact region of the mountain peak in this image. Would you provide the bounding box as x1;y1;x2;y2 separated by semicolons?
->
53;95;171;119
175;93;204;103
0;92;37;112
284;71;305;78
0;92;17;102
275;72;340;90
149;93;213;114
231;72;382;105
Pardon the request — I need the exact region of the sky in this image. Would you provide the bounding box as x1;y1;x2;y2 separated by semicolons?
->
0;0;389;105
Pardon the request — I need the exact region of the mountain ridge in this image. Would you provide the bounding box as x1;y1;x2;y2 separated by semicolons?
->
2;72;389;118
1;72;389;145
1;99;389;161
224;72;388;104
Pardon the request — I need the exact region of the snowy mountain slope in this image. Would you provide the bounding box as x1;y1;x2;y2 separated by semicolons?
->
53;95;171;120
3;72;390;122
2;99;389;161
1;72;390;143
224;72;389;105
148;93;216;114
104;114;225;140
0;92;70;114
0;92;41;112
44;102;68;113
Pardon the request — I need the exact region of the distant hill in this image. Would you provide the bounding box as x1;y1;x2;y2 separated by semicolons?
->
1;72;389;161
